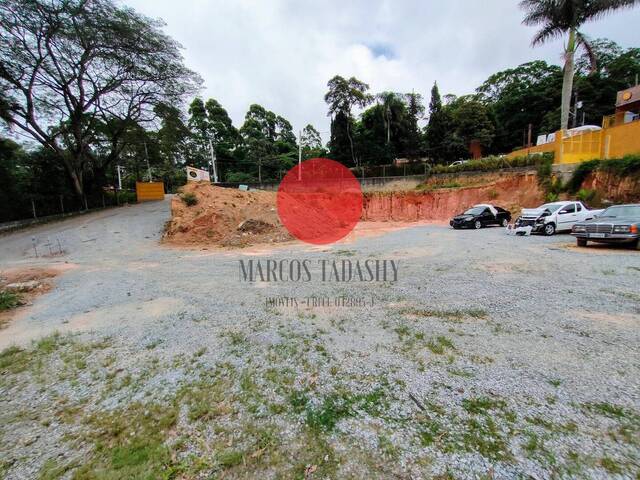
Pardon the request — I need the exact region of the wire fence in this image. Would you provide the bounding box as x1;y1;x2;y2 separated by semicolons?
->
0;189;137;227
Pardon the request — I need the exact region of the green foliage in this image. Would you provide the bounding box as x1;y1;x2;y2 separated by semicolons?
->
430;152;552;175
565;159;600;193
0;290;21;311
225;172;256;184
1;0;200;200
566;154;640;193
181;192;198;206
73;402;179;479
104;190;137;205
577;188;597;203
477;61;563;153
325;75;372;165
302;387;387;432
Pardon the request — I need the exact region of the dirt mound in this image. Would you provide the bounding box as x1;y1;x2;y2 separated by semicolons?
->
163;183;292;248
363;171;543;222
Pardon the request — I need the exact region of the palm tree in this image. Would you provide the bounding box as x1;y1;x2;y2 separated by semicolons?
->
520;0;639;131
376;92;403;145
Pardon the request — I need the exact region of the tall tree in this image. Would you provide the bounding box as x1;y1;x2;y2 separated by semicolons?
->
239;104;296;182
300;124;327;159
404;91;424;159
0;0;200;199
187;98;211;169
447;96;495;153
425;82;449;162
477;61;562;152
520;0;639;131
325;75;371;166
155;102;190;166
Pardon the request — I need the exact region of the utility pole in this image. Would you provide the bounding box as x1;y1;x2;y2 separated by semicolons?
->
209;139;219;183
116;165;123;190
298;129;302;181
144;141;152;182
527;123;532;148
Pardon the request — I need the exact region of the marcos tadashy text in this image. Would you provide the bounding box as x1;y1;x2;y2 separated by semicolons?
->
238;258;399;283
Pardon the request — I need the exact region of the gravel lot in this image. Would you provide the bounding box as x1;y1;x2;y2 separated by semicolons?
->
0;199;639;479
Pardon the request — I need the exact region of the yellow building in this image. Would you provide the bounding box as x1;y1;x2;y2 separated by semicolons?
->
507;85;640;164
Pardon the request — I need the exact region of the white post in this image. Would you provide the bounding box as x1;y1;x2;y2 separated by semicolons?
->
298;129;302;181
144;142;152;182
209;139;219;183
117;165;123;190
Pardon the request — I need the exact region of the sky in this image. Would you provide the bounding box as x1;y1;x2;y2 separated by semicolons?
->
125;0;640;141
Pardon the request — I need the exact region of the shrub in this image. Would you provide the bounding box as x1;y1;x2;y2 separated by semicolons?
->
181;192;198;206
226;172;256;183
545;192;559;202
430;153;552;175
104;190;137;204
0;291;22;311
577;188;597;203
565;159;600;193
565;154;640;193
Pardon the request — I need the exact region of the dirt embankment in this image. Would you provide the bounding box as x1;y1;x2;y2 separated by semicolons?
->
581;170;640;204
165;167;639;248
362;171;544;222
163;182;292;248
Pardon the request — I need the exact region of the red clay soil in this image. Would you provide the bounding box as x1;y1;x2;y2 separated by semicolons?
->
0;266;64;329
581;170;640;204
163;182;292;248
164;173;548;248
362;171;544;222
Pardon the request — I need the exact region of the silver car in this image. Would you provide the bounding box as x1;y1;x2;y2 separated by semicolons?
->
571;204;640;248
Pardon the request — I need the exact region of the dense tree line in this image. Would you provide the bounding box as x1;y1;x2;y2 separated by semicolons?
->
1;0;639;223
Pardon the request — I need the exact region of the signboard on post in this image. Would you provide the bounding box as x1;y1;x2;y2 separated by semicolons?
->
186;166;210;182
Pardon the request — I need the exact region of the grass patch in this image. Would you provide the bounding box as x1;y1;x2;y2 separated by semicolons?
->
427;336;455;355
180;192;198;206
0;332;72;376
74;402;179;479
0;290;22;311
460;416;512;461
600;456;622;474
401;307;487;322
583;402;637;420
462;396;507;415
303;386;388;432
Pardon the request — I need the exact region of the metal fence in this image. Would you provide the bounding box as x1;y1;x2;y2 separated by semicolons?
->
0;189;137;230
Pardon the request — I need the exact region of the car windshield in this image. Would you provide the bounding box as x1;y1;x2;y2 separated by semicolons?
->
599;205;640;218
464;207;485;215
540;203;563;213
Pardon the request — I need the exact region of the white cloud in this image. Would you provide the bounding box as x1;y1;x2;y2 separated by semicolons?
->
124;0;640;142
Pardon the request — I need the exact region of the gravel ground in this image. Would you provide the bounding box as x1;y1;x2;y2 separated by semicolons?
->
0;198;639;479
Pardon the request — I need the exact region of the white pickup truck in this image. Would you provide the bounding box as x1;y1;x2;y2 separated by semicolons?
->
513;201;603;236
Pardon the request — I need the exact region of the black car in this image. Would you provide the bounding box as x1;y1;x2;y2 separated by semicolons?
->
572;204;640;248
450;204;512;230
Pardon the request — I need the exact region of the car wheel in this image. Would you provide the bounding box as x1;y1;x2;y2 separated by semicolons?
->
474;220;482;230
501;218;509;227
543;223;556;236
635;239;640;250
577;238;588;247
